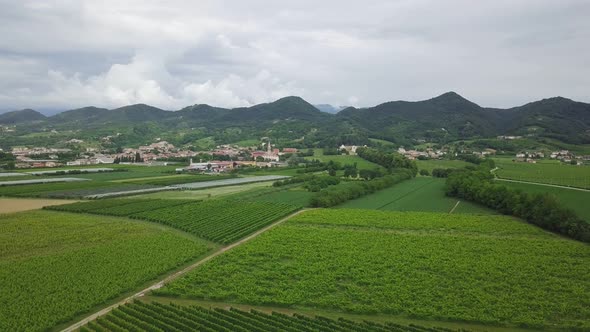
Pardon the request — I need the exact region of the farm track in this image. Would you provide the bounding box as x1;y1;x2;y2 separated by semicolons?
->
60;208;310;332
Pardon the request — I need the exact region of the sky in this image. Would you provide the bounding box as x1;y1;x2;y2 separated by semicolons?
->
0;0;589;112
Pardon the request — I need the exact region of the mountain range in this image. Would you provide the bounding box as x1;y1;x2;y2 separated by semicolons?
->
1;92;589;146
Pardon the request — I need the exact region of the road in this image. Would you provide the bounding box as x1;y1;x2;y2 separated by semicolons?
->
60;208;309;332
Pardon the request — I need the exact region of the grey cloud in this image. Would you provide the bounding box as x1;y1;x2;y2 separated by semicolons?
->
0;0;588;112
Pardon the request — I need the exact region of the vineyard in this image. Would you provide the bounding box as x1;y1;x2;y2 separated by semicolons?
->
133;200;301;244
157;209;590;329
493;158;590;189
46;198;300;244
0;210;214;332
79;301;465;332
45;198;194;216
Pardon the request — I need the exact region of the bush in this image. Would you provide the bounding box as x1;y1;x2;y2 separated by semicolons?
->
419;169;430;176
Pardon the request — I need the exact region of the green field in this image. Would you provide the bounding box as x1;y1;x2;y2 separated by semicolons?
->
494;158;590;189
415;159;472;174
500;180;590;222
305;149;382;170
337;177;495;214
157;209;590;329
0;210;214;332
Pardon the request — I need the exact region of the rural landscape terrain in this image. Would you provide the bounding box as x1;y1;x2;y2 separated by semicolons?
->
1;91;590;332
1;1;590;331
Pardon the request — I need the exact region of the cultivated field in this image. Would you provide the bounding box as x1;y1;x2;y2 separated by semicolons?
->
48;198;301;244
156;209;590;329
415;159;472;174
0;198;78;213
337;177;494;214
501;181;590;222
0;210;214;332
493;158;590;189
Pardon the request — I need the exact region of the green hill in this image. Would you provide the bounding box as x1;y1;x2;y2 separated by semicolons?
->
0;109;46;124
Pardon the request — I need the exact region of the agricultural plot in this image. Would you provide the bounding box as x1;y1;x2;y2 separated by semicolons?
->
501;181;590;222
415;159;472;174
493;158;590;189
131;181;273;200
79;301;461;332
134;200;300;244
45;198;194;216
337;177;494;214
157;209;590;330
0;177;89;186
0;210;214;332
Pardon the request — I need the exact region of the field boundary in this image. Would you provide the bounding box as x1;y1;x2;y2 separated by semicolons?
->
59;208;309;332
449;201;460;214
494;178;590;192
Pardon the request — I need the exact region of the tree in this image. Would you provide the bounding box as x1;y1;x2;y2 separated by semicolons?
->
135;152;142;163
419;169;430;176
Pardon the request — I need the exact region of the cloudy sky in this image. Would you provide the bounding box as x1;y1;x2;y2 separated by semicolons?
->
0;0;589;112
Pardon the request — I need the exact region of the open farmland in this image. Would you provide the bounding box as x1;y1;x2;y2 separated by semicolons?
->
157;209;590;330
78;301;461;332
337;177;494;214
500;181;590;222
493;158;590;189
0;210;214;332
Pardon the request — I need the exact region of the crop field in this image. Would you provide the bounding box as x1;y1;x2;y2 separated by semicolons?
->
305;149;382;170
133;201;300;244
0;210;214;332
500;181;590;222
415;159;472;174
337;177;494;214
157;209;590;329
79;301;459;332
0;198;78;213
45;198;194;216
493;158;590;189
224;184;314;207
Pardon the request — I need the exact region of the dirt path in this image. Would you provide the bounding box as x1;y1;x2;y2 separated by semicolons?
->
493;178;590;192
60;208;309;332
448;201;461;214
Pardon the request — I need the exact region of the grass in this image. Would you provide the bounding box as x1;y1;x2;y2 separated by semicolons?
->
305;148;382;170
500;181;590;222
493;158;590;189
156;209;590;329
0;210;214;332
337;177;495;214
415;159;472;174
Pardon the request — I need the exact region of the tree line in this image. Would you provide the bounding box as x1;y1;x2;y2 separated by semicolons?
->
445;167;590;243
310;169;414;207
356;147;418;176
